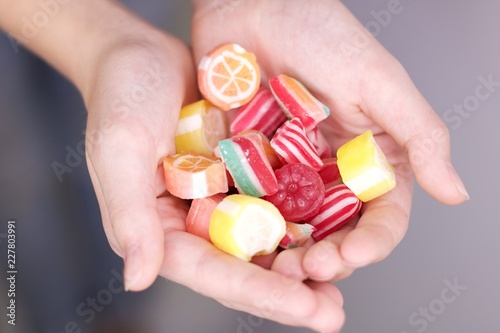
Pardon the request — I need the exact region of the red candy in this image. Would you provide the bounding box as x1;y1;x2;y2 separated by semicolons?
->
279;222;316;249
269;74;330;131
307;127;332;159
270;118;323;170
219;134;278;197
186;193;226;241
265;163;325;222
230;87;287;138
306;184;362;241
317;157;342;189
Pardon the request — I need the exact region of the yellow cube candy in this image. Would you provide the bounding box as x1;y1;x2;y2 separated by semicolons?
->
337;130;396;202
175;100;228;156
209;195;286;261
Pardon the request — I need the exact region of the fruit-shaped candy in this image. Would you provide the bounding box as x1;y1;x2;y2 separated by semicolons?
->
198;44;261;111
163;152;228;199
265;163;325;222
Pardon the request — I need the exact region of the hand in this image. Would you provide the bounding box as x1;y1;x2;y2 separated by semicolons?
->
83;26;197;290
191;0;469;289
83;4;344;333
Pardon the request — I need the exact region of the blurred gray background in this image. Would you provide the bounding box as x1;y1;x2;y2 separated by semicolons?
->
0;0;498;332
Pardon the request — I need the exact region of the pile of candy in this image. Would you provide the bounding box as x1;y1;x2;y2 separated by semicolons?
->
163;43;396;261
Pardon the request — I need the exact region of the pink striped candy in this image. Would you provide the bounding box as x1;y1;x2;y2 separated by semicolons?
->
306;184;362;241
270;118;323;170
307;127;332;159
269;74;330;131
219;135;278;197
230;86;287;138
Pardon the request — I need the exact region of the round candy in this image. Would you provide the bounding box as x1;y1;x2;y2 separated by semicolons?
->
175;100;228;156
236;130;282;170
209;194;286;261
269;74;330;131
265;163;325;222
230;86;287;138
306;184;362;241
317;157;342;189
219;135;278;197
279;222;316;249
163;152;228;199
186;193;226;241
307;126;332;159
198;44;261;111
337;130;396;202
270;118;323;171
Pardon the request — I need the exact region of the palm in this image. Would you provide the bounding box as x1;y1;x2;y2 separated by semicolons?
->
191;0;465;280
84;35;197;287
83;32;345;332
83;2;467;331
190;0;411;271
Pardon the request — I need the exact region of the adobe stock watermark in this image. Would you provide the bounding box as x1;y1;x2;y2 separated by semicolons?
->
442;74;500;130
392;125;449;181
400;277;467;333
340;0;405;58
7;0;73;54
51;61;164;182
213;0;239;17
226;287;289;333
226;242;338;333
49;269;125;333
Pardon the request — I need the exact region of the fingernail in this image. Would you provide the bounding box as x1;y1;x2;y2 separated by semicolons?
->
124;244;143;291
447;162;470;200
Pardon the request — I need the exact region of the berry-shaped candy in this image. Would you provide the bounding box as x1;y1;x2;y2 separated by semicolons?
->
265;163;325;222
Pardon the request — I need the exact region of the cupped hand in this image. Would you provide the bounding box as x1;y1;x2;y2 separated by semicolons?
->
82;6;344;333
84;27;197;291
191;0;469;284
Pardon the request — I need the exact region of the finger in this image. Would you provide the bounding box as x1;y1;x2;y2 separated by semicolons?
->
358;51;469;205
88;123;164;292
251;251;278;270
160;232;344;332
271;247;309;281
305;280;344;308
86;153;121;253
340;159;413;267
302;226;355;282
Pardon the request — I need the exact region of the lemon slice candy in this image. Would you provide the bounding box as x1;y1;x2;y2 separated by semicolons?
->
337;130;396;202
209;194;286;261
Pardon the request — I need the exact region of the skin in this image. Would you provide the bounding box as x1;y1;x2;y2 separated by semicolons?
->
191;0;469;283
0;0;468;332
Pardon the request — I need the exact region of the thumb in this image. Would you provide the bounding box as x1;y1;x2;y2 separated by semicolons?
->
86;124;165;291
361;56;469;205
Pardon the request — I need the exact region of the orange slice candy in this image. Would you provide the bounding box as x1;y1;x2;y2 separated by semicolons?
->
163;152;228;199
198;44;261;111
